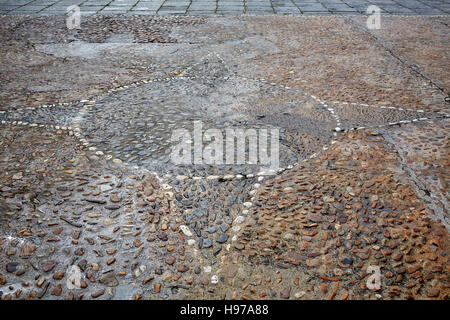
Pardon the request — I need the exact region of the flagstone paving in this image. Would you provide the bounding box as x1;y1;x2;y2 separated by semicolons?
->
0;14;449;300
1;0;450;16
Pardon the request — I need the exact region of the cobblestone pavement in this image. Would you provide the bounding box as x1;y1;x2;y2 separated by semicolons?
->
0;0;450;16
0;14;449;300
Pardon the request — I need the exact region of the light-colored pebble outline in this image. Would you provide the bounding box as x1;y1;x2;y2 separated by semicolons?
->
1;50;448;179
1;46;447;276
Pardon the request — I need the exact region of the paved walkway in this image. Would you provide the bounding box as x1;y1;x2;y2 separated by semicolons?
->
0;0;449;15
0;14;449;300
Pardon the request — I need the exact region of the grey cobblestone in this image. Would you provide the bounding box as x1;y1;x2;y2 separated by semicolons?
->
0;0;448;15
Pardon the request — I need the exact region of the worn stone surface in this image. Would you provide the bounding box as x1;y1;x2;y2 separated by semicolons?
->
187;129;449;300
0;1;449;16
0;14;448;300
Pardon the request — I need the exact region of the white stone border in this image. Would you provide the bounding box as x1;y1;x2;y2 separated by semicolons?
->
1;51;447;182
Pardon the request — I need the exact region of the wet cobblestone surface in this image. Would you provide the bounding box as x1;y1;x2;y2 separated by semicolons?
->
198;128;449;300
0;14;449;300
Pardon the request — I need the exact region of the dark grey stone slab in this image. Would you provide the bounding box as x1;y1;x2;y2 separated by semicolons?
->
1;0;449;15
